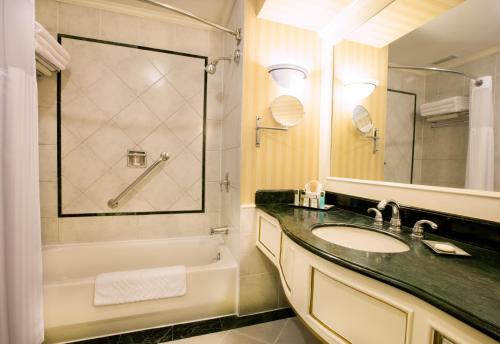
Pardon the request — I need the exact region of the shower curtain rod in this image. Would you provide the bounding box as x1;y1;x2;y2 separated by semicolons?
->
137;0;242;44
388;65;483;86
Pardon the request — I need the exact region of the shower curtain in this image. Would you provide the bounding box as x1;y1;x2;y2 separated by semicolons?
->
0;0;45;343
465;76;495;191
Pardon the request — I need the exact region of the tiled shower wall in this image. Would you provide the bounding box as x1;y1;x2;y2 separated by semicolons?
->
388;53;500;190
59;38;206;215
36;1;225;243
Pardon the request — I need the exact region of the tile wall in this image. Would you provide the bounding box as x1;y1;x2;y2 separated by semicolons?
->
59;37;205;214
36;0;225;243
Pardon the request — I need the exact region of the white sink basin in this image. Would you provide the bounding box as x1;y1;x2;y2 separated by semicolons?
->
312;225;410;253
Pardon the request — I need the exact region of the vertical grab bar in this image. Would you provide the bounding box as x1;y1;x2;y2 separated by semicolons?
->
107;152;170;209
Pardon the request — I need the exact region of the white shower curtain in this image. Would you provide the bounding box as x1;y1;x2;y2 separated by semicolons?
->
0;0;45;343
465;76;495;191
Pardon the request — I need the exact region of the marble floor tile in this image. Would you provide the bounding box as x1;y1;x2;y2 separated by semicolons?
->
166;316;320;344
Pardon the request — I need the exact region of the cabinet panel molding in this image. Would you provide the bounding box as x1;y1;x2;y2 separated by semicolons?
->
309;267;410;344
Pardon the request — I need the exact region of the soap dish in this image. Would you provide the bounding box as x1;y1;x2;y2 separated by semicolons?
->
422;240;471;256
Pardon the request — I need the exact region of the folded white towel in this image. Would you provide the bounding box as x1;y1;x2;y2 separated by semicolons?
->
421;104;469;117
420;96;469;110
34;22;71;71
35;41;66;71
35;22;70;61
94;266;187;306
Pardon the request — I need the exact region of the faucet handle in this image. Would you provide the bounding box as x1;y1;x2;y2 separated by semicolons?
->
412;220;438;239
367;208;383;226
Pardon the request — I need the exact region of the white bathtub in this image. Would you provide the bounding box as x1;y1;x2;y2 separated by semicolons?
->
43;236;237;343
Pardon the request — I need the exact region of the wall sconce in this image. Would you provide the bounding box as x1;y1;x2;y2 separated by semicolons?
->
267;64;308;88
343;79;379;99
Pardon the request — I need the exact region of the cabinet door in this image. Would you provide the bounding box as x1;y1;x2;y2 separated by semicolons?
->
256;211;281;264
310;268;409;344
279;236;295;295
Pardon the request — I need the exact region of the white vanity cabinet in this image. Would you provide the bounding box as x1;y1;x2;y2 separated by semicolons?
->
254;209;498;344
255;210;282;265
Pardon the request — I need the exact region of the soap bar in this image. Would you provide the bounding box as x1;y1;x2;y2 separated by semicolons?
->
435;243;456;253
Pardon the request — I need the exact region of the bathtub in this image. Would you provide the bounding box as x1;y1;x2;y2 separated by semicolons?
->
43;236;237;343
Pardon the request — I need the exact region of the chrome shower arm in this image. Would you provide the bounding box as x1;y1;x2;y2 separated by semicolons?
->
388;65;483;86
137;0;242;44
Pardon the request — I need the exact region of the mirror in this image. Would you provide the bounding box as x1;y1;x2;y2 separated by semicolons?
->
331;0;500;192
270;95;304;127
352;105;373;135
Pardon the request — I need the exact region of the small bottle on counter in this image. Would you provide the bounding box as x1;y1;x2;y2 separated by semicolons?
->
310;196;318;208
319;191;326;209
294;189;300;206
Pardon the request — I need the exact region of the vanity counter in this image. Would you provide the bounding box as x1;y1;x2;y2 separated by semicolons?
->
256;203;500;341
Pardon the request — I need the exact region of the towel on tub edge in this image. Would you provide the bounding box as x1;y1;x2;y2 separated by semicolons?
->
94;265;186;306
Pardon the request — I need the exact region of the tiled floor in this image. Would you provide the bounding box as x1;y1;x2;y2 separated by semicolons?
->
168;317;321;344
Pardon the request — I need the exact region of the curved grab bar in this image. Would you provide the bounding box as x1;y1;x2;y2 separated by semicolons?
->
107;152;169;209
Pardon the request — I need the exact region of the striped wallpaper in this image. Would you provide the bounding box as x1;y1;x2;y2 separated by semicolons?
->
331;40;388;181
241;0;322;203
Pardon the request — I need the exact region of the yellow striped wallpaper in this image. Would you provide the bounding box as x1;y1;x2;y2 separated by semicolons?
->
331;40;388;180
241;0;322;203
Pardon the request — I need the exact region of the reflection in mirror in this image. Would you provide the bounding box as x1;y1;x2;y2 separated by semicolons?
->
270;95;305;127
352;105;373;135
332;0;500;192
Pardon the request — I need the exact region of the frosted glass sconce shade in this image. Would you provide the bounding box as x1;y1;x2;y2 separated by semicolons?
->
267;64;308;88
343;79;379;99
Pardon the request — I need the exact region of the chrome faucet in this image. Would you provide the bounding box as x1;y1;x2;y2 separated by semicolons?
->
377;199;401;232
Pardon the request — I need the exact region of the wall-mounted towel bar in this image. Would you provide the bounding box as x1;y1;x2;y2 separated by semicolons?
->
108;152;170;209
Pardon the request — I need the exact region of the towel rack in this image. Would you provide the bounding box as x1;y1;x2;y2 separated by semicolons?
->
107;152;170;209
428;111;469;128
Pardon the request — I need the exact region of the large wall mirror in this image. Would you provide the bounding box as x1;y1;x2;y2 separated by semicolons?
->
331;0;499;194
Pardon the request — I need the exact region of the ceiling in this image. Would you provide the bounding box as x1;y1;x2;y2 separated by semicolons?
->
257;0;352;32
106;0;235;25
389;0;500;66
255;0;462;48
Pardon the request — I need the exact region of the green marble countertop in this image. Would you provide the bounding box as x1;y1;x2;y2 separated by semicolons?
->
257;204;500;340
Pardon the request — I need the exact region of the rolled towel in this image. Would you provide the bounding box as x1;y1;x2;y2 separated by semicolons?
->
35;22;70;61
94;265;187;306
35;41;67;71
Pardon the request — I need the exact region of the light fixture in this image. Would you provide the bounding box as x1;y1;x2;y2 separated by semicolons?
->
267;64;308;88
343;79;379;99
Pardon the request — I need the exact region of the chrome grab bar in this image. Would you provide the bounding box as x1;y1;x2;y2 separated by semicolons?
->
107;152;170;209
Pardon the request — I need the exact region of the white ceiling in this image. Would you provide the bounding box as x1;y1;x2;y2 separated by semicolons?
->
389;0;500;66
257;0;351;32
106;0;236;25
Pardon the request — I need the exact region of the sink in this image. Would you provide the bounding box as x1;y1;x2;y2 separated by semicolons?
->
311;225;410;253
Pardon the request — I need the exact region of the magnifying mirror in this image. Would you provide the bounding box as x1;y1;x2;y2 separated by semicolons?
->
352;105;374;135
270;95;305;127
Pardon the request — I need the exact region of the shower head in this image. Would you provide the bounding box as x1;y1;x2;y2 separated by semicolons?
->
205;61;218;74
205;49;241;75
